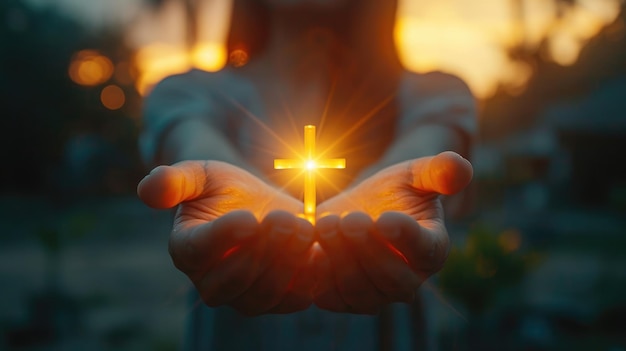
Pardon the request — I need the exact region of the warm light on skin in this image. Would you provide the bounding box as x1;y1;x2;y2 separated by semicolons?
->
274;125;346;224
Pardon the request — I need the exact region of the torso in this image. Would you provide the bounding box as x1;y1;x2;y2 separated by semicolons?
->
214;64;400;200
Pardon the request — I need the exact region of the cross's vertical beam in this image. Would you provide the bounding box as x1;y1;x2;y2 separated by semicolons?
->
274;125;345;224
304;125;316;223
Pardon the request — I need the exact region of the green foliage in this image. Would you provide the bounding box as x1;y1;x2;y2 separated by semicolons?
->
438;224;540;313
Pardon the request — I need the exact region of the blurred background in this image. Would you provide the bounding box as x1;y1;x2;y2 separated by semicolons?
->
1;0;625;350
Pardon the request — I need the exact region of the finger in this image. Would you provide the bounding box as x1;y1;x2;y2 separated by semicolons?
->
341;214;421;303
376;212;449;275
269;223;318;313
411;151;473;195
195;235;266;307
258;211;304;261
268;254;316;314
317;213;386;314
311;242;348;313
231;216;314;315
137;161;208;209
169;210;259;274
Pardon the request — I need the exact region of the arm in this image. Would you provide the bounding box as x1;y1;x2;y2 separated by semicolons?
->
161;117;252;170
140;71;256;171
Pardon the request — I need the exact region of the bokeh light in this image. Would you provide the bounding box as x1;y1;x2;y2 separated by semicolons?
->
229;49;249;67
126;0;231;95
68;50;114;86
191;42;227;72
100;84;126;110
133;43;190;96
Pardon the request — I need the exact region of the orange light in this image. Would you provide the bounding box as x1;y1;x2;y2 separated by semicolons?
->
192;42;227;72
229;49;249;67
133;43;191;95
395;0;621;98
69;50;114;86
385;242;409;265
101;85;126;110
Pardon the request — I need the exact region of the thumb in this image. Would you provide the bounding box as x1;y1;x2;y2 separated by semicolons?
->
411;151;473;195
137;161;207;209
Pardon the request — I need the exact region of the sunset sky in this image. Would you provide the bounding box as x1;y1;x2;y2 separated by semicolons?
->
25;0;624;98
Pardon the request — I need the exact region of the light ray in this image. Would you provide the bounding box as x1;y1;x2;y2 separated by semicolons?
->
224;96;304;158
275;89;302;142
318;93;396;160
317;74;339;136
315;171;362;209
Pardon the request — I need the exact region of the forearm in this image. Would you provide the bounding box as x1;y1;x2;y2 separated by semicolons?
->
160;118;255;170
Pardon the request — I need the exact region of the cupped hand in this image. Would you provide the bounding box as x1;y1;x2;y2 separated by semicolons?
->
313;152;473;313
137;161;316;315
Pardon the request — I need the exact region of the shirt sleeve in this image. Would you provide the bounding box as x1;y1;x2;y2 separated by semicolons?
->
139;70;229;166
397;71;477;143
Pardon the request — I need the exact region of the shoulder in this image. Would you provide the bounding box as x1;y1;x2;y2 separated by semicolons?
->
148;68;258;101
396;71;478;134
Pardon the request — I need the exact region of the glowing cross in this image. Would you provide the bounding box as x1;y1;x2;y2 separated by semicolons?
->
274;125;346;224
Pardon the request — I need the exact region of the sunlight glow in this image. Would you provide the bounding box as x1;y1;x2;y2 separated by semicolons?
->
275;125;346;224
396;0;622;98
123;0;621;98
126;0;231;95
191;42;228;72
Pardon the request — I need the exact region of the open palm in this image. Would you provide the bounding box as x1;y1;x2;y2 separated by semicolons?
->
138;161;316;315
313;152;473;313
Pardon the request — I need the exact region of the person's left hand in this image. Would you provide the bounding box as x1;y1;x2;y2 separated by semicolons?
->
137;161;317;315
313;151;473;314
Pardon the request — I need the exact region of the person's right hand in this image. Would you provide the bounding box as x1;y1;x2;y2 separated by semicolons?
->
137;161;316;315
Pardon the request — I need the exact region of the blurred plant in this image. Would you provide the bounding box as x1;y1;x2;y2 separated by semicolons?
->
4;212;97;348
438;224;541;314
35;212;96;290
